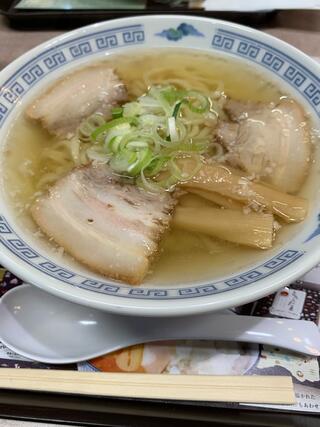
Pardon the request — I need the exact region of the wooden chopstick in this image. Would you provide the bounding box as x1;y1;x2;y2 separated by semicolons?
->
0;369;295;404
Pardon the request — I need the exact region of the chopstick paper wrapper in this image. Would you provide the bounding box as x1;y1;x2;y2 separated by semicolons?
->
0;369;295;404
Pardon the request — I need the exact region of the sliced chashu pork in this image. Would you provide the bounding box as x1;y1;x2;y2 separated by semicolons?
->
31;165;176;285
27;65;127;138
217;98;311;194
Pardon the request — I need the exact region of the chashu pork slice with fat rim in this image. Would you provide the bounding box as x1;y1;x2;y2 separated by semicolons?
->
217;98;311;194
27;65;127;138
31;164;176;285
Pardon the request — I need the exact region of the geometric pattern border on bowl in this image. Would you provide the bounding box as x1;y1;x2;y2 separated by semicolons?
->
0;215;304;299
0;21;318;299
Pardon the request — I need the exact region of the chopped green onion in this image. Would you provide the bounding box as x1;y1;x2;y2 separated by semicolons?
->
184;90;210;114
152;123;171;147
123;102;146;117
81;83;218;191
111;107;123;119
144;156;169;177
110;150;136;174
169;154;202;181
172;101;182;119
108;136;122;154
78;113;105;141
126;141;149;150
149;86;172;116
104;124;131;149
138;170;165;194
128;147;153;176
161;86;185;104
138;96;161;109
168;117;179;143
91;117;138;141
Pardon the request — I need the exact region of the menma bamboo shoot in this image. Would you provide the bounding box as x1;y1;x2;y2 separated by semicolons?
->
186;188;243;210
173;206;274;249
181;162;307;223
178;193;216;208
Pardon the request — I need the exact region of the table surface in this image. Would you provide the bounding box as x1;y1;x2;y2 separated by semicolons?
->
0;8;319;427
0;10;320;67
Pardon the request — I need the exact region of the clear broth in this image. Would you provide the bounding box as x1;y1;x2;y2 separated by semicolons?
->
3;49;303;286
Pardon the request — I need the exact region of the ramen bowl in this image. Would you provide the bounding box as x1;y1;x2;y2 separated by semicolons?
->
0;15;319;316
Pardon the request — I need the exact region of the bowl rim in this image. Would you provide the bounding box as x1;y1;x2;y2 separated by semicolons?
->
0;14;320;316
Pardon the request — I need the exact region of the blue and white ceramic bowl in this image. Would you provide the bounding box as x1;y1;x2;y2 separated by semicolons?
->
0;15;319;316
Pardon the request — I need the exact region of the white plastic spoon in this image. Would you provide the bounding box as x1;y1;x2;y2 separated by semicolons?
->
0;284;319;364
